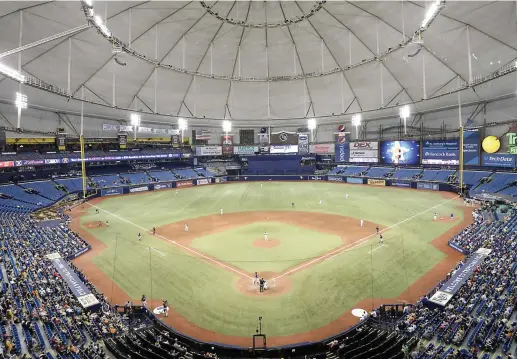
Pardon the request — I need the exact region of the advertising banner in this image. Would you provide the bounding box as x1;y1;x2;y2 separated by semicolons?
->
463;128;481;165
349;149;379;163
0;161;14;168
103;124;119;131
119;125;134;132
221;135;234;156
380;141;420;165
422;140;460;165
56;134;66;151
417;182;439;191
171;134;181;147
367;179;386;186
346;177;364;184
153;183;172;190
350;141;378;150
428;248;492;307
328;176;345;182
234;146;258;155
101;188;123;196
335;134;349;162
481;153;517;168
298;134;309;155
269;145;299;154
138;127;153;133
196;179;211;185
311;143;334;154
308;176;324;181
391;181;411;188
195;146;223;156
176;180;193;188
153;128;168;134
118;134;127;149
47;253;100;308
270;131;298;145
129;186;149;193
505;131;516;154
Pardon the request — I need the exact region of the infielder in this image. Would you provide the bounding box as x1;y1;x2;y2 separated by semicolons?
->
253;272;259;285
220;208;223;215
450;213;454;220
433;212;437;221
319;200;323;205
138;232;142;241
264;231;268;241
141;294;147;308
360;219;364;227
185;223;189;232
379;233;384;244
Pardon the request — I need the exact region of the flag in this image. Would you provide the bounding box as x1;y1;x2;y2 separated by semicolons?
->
195;129;211;140
465;118;474;127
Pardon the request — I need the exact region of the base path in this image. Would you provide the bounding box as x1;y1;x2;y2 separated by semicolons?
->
69;194;473;347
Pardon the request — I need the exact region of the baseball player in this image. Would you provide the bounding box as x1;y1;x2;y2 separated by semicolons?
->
376;226;380;234
292;202;295;208
319;200;323;205
450;213;454;220
175;189;179;195
360;219;364;227
185;223;189;232
162;299;169;317
253;272;259;285
141;294;147;308
379;233;384;244
220;208;223;215
105;220;109;227
264;231;268;241
345;193;349;200
138;232;142;241
260;184;263;188
433;212;437;221
152;227;156;235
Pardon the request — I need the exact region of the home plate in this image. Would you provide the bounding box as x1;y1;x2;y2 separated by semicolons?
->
351;308;368;318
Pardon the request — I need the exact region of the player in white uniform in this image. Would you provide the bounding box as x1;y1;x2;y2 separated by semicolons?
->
319;200;323;205
220;208;223;215
264;232;268;241
360;219;364;227
345;193;349;200
261;184;263;188
433;212;437;221
185;223;189;232
175;189;179;195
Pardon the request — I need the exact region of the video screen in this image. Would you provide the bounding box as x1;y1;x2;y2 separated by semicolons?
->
380;141;420;165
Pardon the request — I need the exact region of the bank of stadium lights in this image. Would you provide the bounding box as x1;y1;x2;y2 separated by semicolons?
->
94;15;111;38
399;105;410;135
222;120;232;134
178;118;188;143
130;113;141;140
0;63;25;83
15;92;27;129
421;0;444;30
308;118;316;143
352;114;362;140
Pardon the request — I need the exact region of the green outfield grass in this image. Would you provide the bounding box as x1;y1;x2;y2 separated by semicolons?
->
79;182;464;337
190;222;343;273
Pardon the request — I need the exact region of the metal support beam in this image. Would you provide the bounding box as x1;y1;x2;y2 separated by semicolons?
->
67;38;72;94
112;60;116;107
128;9;132;48
422;51;426;99
467;25;472;84
0;24;88;60
457;76;462;127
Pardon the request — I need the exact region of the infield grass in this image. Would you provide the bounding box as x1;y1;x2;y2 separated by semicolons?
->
79;182;464;337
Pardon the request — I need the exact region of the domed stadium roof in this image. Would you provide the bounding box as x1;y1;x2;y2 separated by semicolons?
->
0;1;515;126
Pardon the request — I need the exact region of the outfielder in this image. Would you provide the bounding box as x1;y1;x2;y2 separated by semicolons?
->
138;232;142;241
261;184;263;188
345;193;349;200
319;200;323;205
253;272;259;285
379;233;384;244
220;208;223;215
433;212;437;221
264;231;268;241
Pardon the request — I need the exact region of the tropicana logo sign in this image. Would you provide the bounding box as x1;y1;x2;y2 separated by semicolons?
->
506;132;517;154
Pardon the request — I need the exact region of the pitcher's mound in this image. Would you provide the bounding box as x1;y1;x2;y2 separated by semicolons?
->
84;221;107;229
253;239;280;248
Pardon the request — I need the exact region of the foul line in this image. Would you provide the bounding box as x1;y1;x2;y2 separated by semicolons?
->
150;247;166;257
84;203;254;280
368;244;386;254
273;195;460;280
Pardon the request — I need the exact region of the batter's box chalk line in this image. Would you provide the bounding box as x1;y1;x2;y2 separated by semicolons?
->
87;195;459;282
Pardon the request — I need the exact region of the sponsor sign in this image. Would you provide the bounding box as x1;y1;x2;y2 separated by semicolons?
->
129;186;149;193
101;188;123;196
153;183;172;190
429;248;492;307
328;176;345;182
417;182;439;191
422;140;460;165
391;181;411;188
176;180;193;188
214;177;227;183
195;146;223;156
69;247;90;259
118;134;127;149
269;145;299;154
463;128;480;165
505;132;516;154
44;159;61;165
298;134;309;155
349;145;379;162
138;126;153;133
103;124;119;131
380;141;420;165
335;142;349;162
368;179;386;186
47;253;100;308
309;176;323;181
481;153;517;168
56;134;66;151
311;143;334;154
270;131;298;145
152;128;168;134
221;135;234;156
196;179;210;185
346;177;364;184
0;161;14;168
119;125;134;132
234;146;258;155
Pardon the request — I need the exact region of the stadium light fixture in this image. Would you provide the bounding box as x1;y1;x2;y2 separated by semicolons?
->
421;0;443;30
84;0;93;7
0;63;25;83
352;114;362;140
15;92;27;129
222;120;232;133
94;15;111;37
130;113;141;140
399;105;410;135
307;118;316;131
178;118;188;144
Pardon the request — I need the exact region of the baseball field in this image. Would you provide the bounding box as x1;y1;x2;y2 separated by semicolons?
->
70;181;470;346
